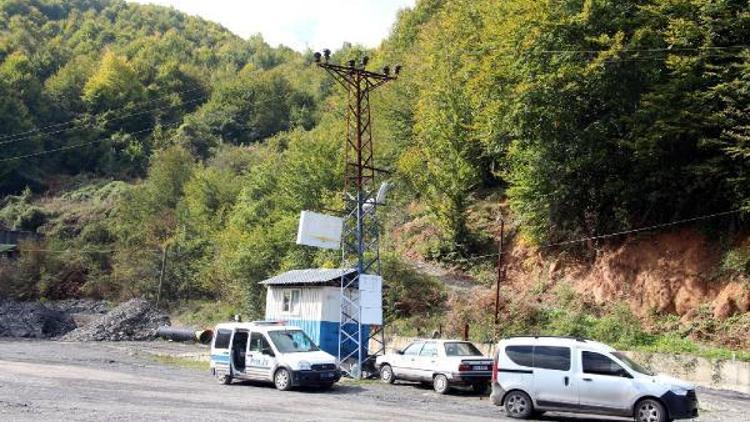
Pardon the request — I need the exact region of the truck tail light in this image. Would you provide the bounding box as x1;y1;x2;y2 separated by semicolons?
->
458;363;471;372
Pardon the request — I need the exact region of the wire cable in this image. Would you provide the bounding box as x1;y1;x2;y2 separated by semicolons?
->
0;122;180;163
453;208;745;262
0;85;208;142
0;95;207;146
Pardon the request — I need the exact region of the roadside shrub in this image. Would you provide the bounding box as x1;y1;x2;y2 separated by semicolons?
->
14;206;48;231
589;305;654;349
722;246;750;278
382;254;447;319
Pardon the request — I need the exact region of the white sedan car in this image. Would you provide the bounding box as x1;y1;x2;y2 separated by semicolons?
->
375;339;493;394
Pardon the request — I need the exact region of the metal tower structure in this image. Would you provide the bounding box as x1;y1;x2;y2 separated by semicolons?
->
314;49;399;378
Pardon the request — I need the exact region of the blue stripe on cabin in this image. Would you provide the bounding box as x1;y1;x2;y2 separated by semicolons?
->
285;319;369;359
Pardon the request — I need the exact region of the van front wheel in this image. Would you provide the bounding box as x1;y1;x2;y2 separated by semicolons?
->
504;390;533;419
274;368;292;391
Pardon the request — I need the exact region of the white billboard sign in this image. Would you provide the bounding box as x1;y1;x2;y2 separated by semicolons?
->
296;211;343;250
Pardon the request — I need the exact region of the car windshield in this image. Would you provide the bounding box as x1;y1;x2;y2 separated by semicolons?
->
444;342;483;356
268;330;319;353
613;352;653;376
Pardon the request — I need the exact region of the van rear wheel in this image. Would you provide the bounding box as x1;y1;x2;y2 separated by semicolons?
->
504;390;533;419
635;398;668;422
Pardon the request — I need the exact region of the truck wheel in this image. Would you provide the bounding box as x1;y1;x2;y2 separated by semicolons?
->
380;364;395;384
433;374;449;394
504;390;533;419
635;398;668;422
274;368;292;391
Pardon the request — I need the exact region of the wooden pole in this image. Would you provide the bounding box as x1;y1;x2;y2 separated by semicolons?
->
494;219;504;325
157;244;168;306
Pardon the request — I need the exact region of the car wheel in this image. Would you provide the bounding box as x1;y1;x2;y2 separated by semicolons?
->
472;383;489;395
380;364;395;384
433;374;449;394
635;398;668;422
274;368;292;391
504;390;534;419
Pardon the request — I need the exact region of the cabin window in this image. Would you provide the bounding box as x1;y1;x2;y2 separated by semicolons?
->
282;289;301;315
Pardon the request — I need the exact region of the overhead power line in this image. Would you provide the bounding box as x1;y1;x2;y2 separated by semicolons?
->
0;85;208;142
0;95;207;146
457;208;745;262
0;122;180;163
0;90;297;163
544;209;743;247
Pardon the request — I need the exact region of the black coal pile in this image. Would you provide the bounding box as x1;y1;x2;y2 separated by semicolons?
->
60;298;169;341
44;299;110;315
0;300;76;338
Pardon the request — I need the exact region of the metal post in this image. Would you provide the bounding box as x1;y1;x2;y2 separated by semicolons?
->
315;54;398;378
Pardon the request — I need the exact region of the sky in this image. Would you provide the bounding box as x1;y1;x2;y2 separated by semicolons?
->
129;0;416;52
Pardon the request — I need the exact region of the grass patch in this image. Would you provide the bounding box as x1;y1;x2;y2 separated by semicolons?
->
169;300;244;328
150;354;210;371
634;334;750;362
340;377;381;386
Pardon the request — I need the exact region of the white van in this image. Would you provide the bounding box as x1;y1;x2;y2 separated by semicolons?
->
210;321;340;390
491;336;698;422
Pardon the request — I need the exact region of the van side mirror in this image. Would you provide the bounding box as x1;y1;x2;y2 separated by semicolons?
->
396;349;404;355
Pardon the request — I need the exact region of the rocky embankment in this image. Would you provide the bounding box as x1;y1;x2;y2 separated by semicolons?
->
0;298;169;341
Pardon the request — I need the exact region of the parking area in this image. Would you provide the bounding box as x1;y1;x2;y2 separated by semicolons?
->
0;340;747;421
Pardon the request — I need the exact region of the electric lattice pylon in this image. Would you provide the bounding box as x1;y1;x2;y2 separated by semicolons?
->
314;50;399;378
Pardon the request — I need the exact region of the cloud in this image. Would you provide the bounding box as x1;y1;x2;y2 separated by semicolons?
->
128;0;415;52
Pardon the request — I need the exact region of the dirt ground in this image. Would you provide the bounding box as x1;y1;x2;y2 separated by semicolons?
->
0;340;748;422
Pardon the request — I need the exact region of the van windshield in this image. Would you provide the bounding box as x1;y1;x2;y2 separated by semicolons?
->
612;352;653;376
444;342;483;357
268;330;320;353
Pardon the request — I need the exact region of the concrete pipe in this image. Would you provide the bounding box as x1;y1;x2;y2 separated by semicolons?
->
156;326;213;345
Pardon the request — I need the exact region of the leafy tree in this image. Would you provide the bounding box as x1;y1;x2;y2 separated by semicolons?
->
82;51;144;112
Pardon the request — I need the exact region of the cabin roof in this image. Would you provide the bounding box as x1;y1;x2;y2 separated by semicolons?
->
260;268;357;287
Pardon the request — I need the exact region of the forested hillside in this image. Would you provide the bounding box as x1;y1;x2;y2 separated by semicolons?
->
1;0;750;351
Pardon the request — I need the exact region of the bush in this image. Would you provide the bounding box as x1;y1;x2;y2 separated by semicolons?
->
722;246;750;278
382;254;447;319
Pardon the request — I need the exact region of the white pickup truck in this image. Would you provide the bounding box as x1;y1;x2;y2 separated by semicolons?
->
375;339;493;394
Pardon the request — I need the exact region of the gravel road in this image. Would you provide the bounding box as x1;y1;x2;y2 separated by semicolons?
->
0;340;747;421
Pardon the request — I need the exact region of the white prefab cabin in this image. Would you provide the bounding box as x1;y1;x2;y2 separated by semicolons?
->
261;268;375;358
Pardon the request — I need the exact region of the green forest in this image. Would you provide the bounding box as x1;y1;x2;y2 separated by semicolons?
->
2;0;750;348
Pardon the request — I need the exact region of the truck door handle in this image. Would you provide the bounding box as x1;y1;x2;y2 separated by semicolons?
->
583;377;592;382
564;376;569;386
